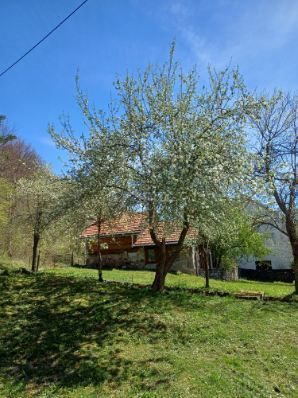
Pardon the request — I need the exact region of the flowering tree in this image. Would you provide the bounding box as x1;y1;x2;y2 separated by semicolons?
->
208;204;268;267
250;92;298;293
16;168;64;272
191;201;269;288
0;178;12;228
57;178;127;281
50;47;256;292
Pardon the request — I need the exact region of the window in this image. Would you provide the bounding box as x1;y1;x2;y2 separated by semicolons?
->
255;260;272;271
145;248;156;263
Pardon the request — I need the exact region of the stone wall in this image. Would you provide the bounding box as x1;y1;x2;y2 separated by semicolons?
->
197;267;238;281
86;246;197;274
171;247;196;274
86;248;146;269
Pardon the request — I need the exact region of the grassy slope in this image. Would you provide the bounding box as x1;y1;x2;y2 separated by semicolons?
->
47;267;295;298
0;269;297;398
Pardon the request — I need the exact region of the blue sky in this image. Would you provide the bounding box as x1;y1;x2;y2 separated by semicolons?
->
1;0;298;172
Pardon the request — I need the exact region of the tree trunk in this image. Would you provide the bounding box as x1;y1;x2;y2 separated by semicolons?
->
290;240;298;294
36;251;40;271
205;263;210;288
151;263;167;292
294;256;298;294
205;253;210;289
285;218;298;294
149;215;189;292
205;248;210;289
151;241;185;292
98;251;103;282
97;218;103;282
31;232;40;272
151;240;167;292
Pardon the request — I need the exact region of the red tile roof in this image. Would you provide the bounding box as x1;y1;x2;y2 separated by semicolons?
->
133;224;197;246
81;212;198;246
81;213;146;238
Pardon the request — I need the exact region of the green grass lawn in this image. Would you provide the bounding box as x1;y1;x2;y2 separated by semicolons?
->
0;267;297;398
46;266;295;298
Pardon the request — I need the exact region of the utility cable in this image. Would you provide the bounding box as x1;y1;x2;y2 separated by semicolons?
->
0;0;89;78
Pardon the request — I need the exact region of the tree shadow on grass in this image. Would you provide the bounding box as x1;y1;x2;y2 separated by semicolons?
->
0;273;186;394
0;272;295;396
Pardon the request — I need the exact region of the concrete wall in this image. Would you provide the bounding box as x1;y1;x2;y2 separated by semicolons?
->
239;225;293;270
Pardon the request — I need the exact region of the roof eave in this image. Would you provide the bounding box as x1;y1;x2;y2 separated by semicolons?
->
81;230;142;239
133;240;180;247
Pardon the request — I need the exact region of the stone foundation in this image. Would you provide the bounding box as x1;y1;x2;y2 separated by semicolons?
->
197;267;238;281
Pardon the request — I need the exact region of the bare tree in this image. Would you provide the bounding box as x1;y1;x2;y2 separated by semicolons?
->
0;138;41;183
251;91;298;293
0;121;42;256
0;115;16;145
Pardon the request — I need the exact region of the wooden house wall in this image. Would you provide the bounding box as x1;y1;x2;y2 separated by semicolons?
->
87;235;138;255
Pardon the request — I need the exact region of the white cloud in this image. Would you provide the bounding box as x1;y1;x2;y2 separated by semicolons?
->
39;135;55;147
166;0;298;69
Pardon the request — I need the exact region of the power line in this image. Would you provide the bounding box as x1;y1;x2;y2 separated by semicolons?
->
0;0;89;78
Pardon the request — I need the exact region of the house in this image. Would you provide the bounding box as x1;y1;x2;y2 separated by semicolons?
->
239;224;294;282
239;225;293;270
81;212;240;279
81;212;199;274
